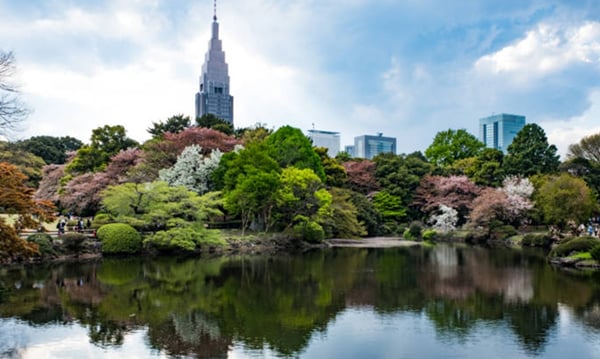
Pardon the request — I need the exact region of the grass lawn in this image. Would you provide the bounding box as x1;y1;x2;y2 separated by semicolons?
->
1;213;58;231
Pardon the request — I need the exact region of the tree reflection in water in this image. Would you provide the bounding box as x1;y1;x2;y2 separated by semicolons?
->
0;245;599;357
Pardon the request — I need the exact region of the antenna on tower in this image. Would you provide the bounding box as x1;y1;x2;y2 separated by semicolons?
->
213;0;217;21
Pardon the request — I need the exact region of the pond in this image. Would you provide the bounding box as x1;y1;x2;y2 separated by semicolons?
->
0;244;599;358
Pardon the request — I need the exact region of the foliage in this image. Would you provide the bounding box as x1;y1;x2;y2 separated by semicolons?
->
521;233;553;248
291;217;325;243
0;51;28;138
26;233;56;257
590;244;600;261
428;204;458;232
96;223;141;254
314;147;347;187
159;145;222;194
549;236;600;258
407;221;423;240
504;124;560;177
273;167;331;231
0;218;38;262
0;141;46;187
567;131;600;163
414;175;480;225
196;113;234;135
139;126;239;180
559;157;600;197
348;191;382;236
101;181;221;232
61;232;88;255
319;188;366;239
16;135;83;164
425;129;484;167
144;225;224;254
236;122;273;144
92;213;113;229
265;126;325;181
67;125;139;173
374;152;434;219
534;173;595;228
422;229;438;240
343;159;379;194
372;191;406;224
451;148;504;187
147;114;190;138
489;224;517;241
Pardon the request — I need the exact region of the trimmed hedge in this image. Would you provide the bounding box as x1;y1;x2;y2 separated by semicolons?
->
549;236;600;258
97;223;141;254
143;226;225;254
292;220;325;243
590;245;600;262
522;233;554;248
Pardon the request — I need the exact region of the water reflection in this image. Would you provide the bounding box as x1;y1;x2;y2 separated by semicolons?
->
0;245;599;358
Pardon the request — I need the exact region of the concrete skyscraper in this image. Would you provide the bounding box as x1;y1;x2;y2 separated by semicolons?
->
195;2;234;125
478;113;526;153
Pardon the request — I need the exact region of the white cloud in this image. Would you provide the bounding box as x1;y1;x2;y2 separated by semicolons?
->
475;21;600;85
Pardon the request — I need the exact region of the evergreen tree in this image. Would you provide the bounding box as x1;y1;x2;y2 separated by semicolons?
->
504;124;560;177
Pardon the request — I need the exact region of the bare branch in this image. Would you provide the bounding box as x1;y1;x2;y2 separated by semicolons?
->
0;50;29;138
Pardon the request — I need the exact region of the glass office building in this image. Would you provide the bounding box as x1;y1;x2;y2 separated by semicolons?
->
478;114;525;153
353;133;397;159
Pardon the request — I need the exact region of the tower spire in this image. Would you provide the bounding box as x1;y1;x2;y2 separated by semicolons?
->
213;0;217;21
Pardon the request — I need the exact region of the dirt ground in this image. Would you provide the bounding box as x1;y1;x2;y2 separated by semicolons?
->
327;237;421;248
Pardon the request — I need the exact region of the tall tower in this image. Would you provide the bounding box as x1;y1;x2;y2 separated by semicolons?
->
195;1;234;125
478;113;525;153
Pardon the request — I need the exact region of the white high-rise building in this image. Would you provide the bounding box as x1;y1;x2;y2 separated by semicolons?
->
308;129;340;157
195;4;234;125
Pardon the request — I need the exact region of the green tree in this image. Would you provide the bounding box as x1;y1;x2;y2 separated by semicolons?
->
372;190;406;225
534;173;596;228
567;132;600;163
559;157;600;197
266;126;326;181
451;148;505;187
16;135;83;164
67;125;139;173
147;114;190;138
101;181;221;232
504;124;560;177
196;113;234;135
314;147;347;187
425;129;484;167
319;187;366;239
0;141;45;187
273;167;331;231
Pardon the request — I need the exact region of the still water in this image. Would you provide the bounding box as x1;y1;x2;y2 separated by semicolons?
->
0;244;600;358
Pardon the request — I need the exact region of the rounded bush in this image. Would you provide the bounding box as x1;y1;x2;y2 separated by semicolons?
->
522;233;553;247
62;233;88;254
549;236;600;258
97;223;141;254
422;229;438;241
27;233;55;257
408;221;423;240
92;213;113;229
293;220;324;243
590;245;600;262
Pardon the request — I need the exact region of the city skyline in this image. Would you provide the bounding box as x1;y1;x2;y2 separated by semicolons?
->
2;1;600;158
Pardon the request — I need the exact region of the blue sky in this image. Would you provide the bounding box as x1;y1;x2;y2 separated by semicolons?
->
2;0;600;158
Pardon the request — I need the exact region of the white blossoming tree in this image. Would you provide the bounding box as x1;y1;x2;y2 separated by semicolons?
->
159;145;223;194
429;204;458;232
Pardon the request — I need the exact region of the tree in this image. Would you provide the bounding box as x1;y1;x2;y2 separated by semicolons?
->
319;187;366;239
567;132;600;163
0;51;28;138
504;124;560;177
147;114;191;138
0;162;56;261
343;159;379;194
16;135;83;164
101;181;222;232
265;126;326;181
413;175;481;225
159;145;223;194
451;148;505;187
425;129;484;167
428;205;458;232
559;157;600;197
314;147;347;187
196;113;234;135
0;141;46;187
67;125;138;173
534;173;595;228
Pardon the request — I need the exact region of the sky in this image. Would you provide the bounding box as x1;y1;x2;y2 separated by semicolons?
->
2;0;600;158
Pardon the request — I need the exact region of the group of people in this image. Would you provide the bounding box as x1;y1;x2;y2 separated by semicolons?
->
56;216;91;235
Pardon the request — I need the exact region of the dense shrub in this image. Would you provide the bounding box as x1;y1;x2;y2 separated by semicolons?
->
408;221;423;239
97;223;141;254
27;233;56;257
591;245;600;261
292;220;325;243
422;229;438;241
62;233;88;254
490;224;517;241
143;226;224;254
549;236;600;258
521;233;554;248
